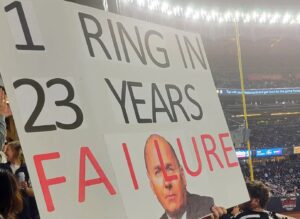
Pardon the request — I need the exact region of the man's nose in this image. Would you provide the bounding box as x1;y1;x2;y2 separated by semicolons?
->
164;178;173;190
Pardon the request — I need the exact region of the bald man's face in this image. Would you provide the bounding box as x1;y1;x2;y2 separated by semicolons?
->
145;136;187;217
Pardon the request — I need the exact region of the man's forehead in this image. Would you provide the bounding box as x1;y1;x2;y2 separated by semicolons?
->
146;136;172;156
145;137;178;167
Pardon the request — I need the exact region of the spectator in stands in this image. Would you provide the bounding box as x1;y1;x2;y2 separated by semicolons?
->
0;88;7;150
226;206;240;218
0;141;39;219
0;88;8;165
0;169;23;219
235;181;279;219
0;143;7;164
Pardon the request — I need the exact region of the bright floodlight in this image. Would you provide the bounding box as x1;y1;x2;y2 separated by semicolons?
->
185;7;193;18
120;1;300;25
137;0;145;7
161;2;169;13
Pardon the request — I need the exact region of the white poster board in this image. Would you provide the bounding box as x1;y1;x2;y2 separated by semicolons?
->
0;0;249;218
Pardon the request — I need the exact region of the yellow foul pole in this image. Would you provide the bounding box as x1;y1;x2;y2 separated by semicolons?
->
234;22;254;181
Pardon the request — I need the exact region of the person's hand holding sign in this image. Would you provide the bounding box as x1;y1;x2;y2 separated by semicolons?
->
0;89;8;117
208;206;227;219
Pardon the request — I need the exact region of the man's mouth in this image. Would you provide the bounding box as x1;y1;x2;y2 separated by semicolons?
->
166;194;176;201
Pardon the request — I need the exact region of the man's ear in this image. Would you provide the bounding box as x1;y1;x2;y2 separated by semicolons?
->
180;166;187;187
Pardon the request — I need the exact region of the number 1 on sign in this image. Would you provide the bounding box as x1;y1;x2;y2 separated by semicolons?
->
4;1;45;51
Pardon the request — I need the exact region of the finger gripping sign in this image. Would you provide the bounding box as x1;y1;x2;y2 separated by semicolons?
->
0;0;249;218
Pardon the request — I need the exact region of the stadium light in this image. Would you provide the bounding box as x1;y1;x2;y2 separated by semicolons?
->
121;0;300;25
232;114;262;118
271;112;300;116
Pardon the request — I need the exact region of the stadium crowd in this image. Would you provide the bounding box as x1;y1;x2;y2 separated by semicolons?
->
214;73;300;89
240;160;300;197
215;79;300;89
249;126;299;149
